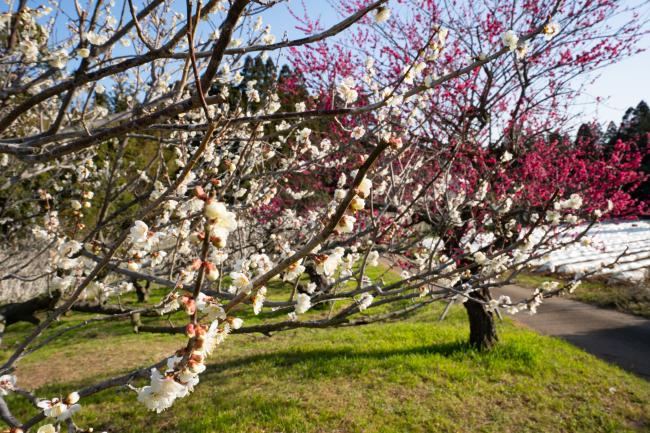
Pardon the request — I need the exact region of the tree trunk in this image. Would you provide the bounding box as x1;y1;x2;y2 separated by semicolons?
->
133;279;150;303
463;290;498;350
0;290;61;345
0;290;60;326
304;264;328;293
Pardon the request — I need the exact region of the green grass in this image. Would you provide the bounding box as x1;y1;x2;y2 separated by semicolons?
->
3;301;649;433
516;273;650;318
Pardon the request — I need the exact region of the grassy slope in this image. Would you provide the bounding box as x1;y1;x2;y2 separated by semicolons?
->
3;302;650;433
516;273;650;319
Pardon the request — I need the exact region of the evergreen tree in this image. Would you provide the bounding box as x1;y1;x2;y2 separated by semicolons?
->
612;101;650;204
574;122;601;147
602;121;618;146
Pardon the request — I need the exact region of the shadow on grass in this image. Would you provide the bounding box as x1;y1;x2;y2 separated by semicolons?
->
205;339;539;381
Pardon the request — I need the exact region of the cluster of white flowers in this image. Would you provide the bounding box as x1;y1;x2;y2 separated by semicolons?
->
501;30;519;51
473;251;488;265
204;200;238;248
556;193;583;210
337;77;359;104
546;210;562;226
501;20;560;58
294;292;312;314
47;49;68;69
138;312;242;411
126;220;172;271
283;258;305;281
0;374;16;396
86;31;108;45
357;292;374;311
367;250;380;267
137;365;199;413
37;392;81;422
313;247;346;277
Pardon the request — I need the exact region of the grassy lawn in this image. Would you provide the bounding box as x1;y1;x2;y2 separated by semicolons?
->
516;273;650;319
2;297;649;433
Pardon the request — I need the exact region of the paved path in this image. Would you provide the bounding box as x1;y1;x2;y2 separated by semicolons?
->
495;285;650;379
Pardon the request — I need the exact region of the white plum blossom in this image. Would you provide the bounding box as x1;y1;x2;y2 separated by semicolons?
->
253;286;267;315
485;299;500;312
546;210;561;226
557;193;583;210
356;177;372;198
206;263;220;281
48;49;68;69
351;126;365;140
86;31;107;45
130;220;149;244
473;251;488;265
540;281;560;292
568;280;581;294
204;201;237;232
374;7;391;23
37;425;56;433
19;39;39;61
283;259;305;281
295;293;312;314
501;30;519;51
337;77;358;104
358;293;374;311
137;369;187;413
230;317;244;329
230;272;251;293
350;196;365;211
261;30;276;45
515;42;529;59
0;375;16;395
38;393;81;421
542;22;561;40
337;215;356;233
314;248;345;276
367;250;380;267
304;282;317;294
297;127;312;145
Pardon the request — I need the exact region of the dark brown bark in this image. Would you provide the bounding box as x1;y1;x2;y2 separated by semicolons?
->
463;290;498;350
304;263;329;293
0;291;60;345
133;279;150;303
0;290;60;327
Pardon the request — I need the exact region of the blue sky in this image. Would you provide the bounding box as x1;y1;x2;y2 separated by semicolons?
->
572;42;649;126
5;0;647;127
261;0;650;127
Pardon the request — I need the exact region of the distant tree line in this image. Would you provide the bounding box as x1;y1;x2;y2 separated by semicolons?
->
575;101;650;211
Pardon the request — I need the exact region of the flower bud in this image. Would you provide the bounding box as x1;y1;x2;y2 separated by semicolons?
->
229;317;244;329
65;391;80;405
205;262;219;281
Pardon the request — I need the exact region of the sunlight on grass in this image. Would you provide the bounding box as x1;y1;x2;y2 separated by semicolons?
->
3;302;649;433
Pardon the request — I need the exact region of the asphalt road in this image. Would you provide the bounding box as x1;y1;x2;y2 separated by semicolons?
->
495;285;650;379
